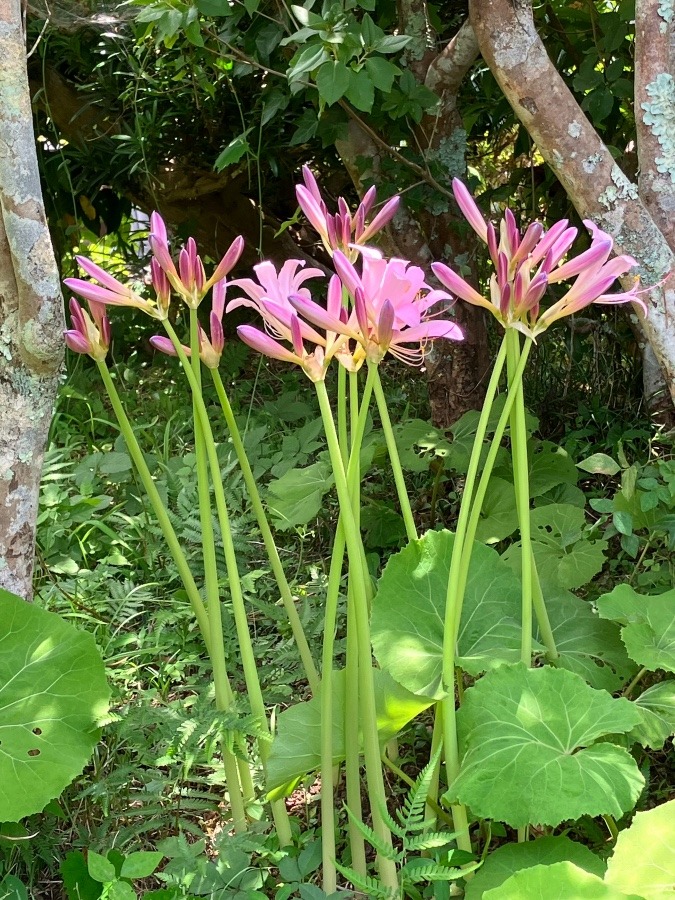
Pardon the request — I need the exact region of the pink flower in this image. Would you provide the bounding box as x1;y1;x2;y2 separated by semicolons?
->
64;298;111;361
296;166;399;259
237;318;327;383
432;179;646;339
65;257;161;319
149;211;244;308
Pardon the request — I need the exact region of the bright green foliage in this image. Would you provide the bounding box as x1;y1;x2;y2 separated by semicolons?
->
465;836;605;900
483;861;641;900
267;460;334;529
448;665;643;828
597;585;675;672
266;668;433;792
371;530;522;699
629;681;675;748
0;589;110;820
605;799;675;898
541;587;634;691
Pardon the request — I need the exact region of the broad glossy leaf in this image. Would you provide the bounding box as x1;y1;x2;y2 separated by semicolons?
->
629;681;675;748
541;587;634;691
371;530;522;699
597;585;675;673
483;861;641;899
606;799;675;898
266;669;433;792
0;589;110;820
316;60;350;106
449;665;643;828
474;478;519;544
465;836;605;900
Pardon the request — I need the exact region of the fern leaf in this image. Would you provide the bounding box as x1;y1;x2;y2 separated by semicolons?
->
399;858;466;883
404;831;458;853
333;862;396;899
397;744;443;833
344;806;402;862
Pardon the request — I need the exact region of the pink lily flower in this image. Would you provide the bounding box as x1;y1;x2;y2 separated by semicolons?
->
149;211;244;308
432;179;646;339
237;317;327;382
296;166;399;260
65;256;161;319
149;335;190;358
64;298;111;361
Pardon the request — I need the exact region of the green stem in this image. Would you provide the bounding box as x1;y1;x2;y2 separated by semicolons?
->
337;362;349;466
506;330;533;666
344;584;367;878
166;319;292;846
210;369;320;695
623;666;647;698
370;364;417;542
315;380;398;893
96;359;247;834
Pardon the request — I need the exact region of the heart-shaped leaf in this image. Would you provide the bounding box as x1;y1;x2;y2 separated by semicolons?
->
605;798;675;898
483;861;641;899
448;665;643;828
596;585;675;673
465;836;605;900
629;681;675;748
371;530;522;699
0;589;110;820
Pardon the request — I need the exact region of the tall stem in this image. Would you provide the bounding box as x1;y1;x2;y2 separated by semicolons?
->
210;369;320;694
370;364;417;542
315;379;398;893
96;359;247;833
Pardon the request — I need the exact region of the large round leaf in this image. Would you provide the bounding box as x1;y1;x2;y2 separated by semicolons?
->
483;861;641;899
597;585;675;674
448;665;643;828
371;530;522;699
605;799;675;898
629;681;675;749
465;836;605;900
0;589;110;820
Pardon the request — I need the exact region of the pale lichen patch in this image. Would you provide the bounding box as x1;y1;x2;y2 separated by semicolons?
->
583;153;602;173
568;121;582;138
641;74;675;184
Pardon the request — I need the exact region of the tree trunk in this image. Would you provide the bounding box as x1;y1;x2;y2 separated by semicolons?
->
470;0;675;406
0;0;64;600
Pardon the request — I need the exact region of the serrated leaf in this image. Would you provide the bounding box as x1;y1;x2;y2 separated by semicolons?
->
316;60;350;106
267;460;334;529
542;587;634;691
0;589;110;820
371;530;522;699
605;799;675;898
597;585;675;673
629;681;675;748
483;861;640;899
465;836;605;900
449;665;643;828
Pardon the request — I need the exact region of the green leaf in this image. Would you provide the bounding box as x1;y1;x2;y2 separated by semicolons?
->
214;130;252;171
596;585;675;673
345;67;375;112
465;836;606;900
88;851;117;884
543;587;634;691
266;668;433;792
61;851;102;900
120;851;164;879
315;60;350;106
614;510;633;535
483;861;640;899
474;477;519;544
449;665;643;828
529;442;579;497
605;799;675;898
371;530;522;700
374;34;412;53
0;589;110;820
503;504;607;590
392;419;453;473
267;460;334;529
577;453;621;477
108;882;136;900
364;57;399;93
0;875;29;900
629;681;675;748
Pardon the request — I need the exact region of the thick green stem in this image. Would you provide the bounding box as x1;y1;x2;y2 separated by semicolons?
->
506;330;533;666
370;364;417;542
96;359;247;834
344;585;367;877
337;363;349;466
315;380;398;893
210;369;320;695
166;320;292;846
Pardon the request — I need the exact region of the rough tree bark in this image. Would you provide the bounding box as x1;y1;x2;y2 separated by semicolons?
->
0;0;64;599
337;15;492;428
470;0;675;406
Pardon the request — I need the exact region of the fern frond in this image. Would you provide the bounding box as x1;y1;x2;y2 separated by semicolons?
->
399;858;466;883
397;744;443;833
344;806;402;862
334;862;396;899
404;831;457;853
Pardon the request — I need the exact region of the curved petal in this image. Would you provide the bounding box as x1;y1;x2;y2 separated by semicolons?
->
237;325;301;363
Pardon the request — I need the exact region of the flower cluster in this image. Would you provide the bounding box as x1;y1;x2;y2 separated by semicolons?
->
432;179;646;339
